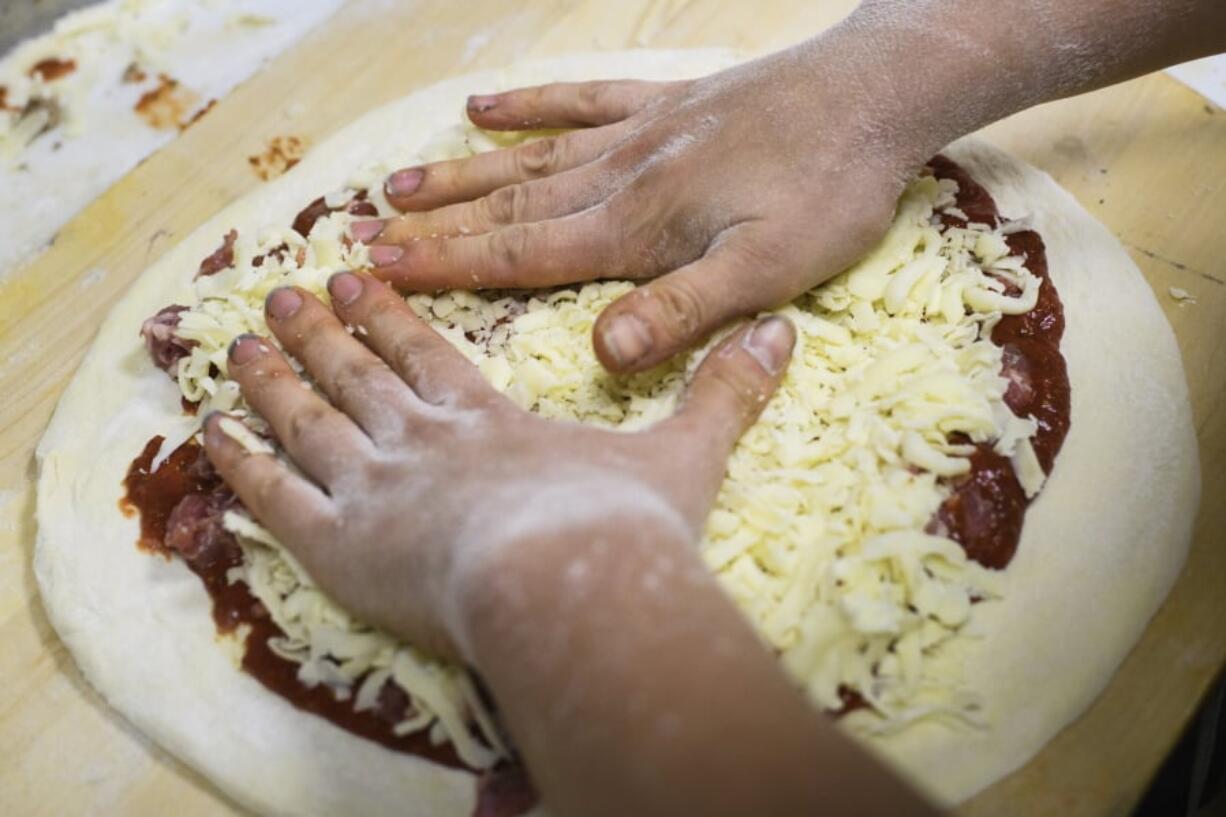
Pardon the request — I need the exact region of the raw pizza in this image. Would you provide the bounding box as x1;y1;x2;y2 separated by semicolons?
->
35;50;1200;816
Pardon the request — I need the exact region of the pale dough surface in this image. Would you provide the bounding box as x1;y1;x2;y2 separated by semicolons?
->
864;137;1200;803
35;49;1199;814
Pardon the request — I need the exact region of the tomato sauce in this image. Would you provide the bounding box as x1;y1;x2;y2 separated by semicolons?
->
928;155;1072;568
121;436;475;770
291;191;378;238
29;57;76;82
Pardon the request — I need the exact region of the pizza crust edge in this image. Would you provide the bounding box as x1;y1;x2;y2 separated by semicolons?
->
862;136;1200;804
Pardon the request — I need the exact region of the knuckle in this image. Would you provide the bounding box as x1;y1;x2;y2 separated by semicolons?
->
240;359;284;401
286;402;333;449
414;347;454;391
251;466;290;512
596;192;658;276
651;277;708;338
708;365;766;419
413;344;448;373
297;315;338;358
633;82;677;119
389;332;428;381
387;333;476;405
529;84;554;112
365;287;398;317
514;137;560;177
576;82;609;119
481;183;529;225
363;288;405;328
487;226;530;276
332;356;387;404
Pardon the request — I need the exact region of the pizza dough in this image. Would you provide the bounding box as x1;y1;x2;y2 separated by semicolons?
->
35;49;1199;814
860;139;1199;801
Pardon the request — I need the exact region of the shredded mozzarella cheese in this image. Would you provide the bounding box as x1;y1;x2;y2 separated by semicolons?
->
172;121;1046;765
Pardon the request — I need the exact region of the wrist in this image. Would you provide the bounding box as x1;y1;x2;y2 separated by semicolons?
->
442;474;695;664
817;2;1038;161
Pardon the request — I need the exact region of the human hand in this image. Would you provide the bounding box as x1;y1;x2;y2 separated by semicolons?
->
202;271;794;661
352;0;1226;384
350;44;921;374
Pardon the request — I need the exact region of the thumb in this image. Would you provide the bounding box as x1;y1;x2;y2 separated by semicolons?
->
592;236;794;374
658;315;796;462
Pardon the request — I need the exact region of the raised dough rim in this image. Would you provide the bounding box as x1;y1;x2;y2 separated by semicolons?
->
32;49;1199;814
864;137;1201;803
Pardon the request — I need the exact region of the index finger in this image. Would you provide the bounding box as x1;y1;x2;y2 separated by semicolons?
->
383;126;626;213
367;206;650;291
466;79;676;130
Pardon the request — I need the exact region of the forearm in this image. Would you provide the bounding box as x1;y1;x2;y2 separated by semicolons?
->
823;0;1226;160
458;513;939;817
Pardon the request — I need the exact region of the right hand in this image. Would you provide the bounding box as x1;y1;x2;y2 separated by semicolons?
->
349;36;928;374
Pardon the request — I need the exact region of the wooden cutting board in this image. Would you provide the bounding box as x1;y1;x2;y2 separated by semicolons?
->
1;1;1223;815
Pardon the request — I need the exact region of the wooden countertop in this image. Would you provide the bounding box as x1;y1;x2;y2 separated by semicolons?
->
1;1;1223;814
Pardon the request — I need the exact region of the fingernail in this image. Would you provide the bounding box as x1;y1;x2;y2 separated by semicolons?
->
601;314;653;368
467;94;498;113
349;219;385;243
228;334;263;365
369;245;404;267
202;411;224;446
385;168;423;198
742;317;794;376
328;271;364;306
266;287;303;320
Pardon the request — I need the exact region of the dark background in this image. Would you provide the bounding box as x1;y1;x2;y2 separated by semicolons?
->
1135;676;1225;817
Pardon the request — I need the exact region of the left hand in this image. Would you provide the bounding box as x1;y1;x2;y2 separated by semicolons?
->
203;271;794;660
